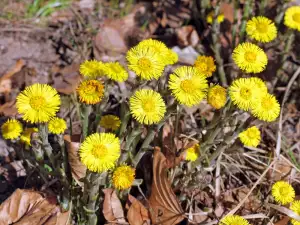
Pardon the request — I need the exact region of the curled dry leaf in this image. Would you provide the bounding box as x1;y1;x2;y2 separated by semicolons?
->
0;189;70;225
0;101;18;116
148;148;185;225
64;135;86;187
175;25;199;47
126;195;150;225
102;188;126;224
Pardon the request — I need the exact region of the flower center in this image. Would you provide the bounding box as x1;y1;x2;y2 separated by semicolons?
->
180;79;195;93
240;87;252;99
85;85;96;95
92;144;108;159
138;57;151;70
261;98;273;110
256;23;267;33
279;187;289;196
293;13;300;23
247;130;256;139
111;64;121;73
142;100;155;112
197;63;208;72
244;52;257;63
30;96;46;110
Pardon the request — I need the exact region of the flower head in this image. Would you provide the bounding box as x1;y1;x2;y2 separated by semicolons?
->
166;49;178;65
185;144;200;162
20;127;38;146
79;60;105;78
126;44;165;80
194;56;216;77
272;181;295;205
251;93;280;122
112;165;135;190
1;119;23;140
79;133;120;172
207;11;224;24
16;84;61;123
239;126;261;147
232;42;268;73
207;85;227;109
219;215;249;225
169;66;208;107
105;62;128;82
290;200;300;225
284;6;300;31
100;115;121;131
229;78;261;111
77;80;104;105
130;89;166;125
249;77;268;94
48;117;67;134
246;16;277;43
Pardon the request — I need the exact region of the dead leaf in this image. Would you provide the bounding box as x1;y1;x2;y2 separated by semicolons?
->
274;216;290;225
126;195;150;225
268;157;292;180
0;101;18;116
0;189;69;225
64;135;86;186
102;188;126;223
191;204;208;223
175;25;199;47
148;149;185;225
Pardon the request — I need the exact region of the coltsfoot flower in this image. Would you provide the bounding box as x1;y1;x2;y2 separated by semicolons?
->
79;60;105;78
77;80;104;105
100;115;121;131
16;84;60;123
1;119;23;140
239;126;261;147
232;42;268;73
112;165;135;190
219;215;249;225
169;66;208;107
246;16;277;43
185;144;200;162
272;181;295;205
284;6;300;31
79;133;120;173
207;85;227;109
290;200;300;225
206;11;224;24
48;117;67;134
194;56;216;77
249;77;268;94
105;62;128;82
20;127;38;146
130;89;166;125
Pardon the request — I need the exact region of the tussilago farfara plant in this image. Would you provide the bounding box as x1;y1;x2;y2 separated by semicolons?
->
1;4;300;225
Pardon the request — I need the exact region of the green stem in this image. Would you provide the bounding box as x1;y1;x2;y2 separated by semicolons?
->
117;102;131;138
231;0;239;50
239;0;252;42
82;105;92;140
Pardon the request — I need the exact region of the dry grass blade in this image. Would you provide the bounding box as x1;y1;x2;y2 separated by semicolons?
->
149;149;185;225
267;203;300;221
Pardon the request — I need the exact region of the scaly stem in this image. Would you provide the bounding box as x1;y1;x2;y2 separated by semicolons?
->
82;105;92;140
239;0;252;42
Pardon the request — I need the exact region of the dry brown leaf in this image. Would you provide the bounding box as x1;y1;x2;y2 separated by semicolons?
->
126;195;150;225
268;157;292;180
175;25;199;47
192;204;208;223
102;188;126;224
274;216;290;225
0;189;69;225
64;135;86;186
0;101;18;116
148;148;185;225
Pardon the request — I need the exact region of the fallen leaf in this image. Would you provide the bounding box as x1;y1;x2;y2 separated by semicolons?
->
0;101;18;116
2;160;26;181
64;135;86;186
0;189;70;225
191;204;208;223
126;195;150;225
268;157;292;181
102;188;126;223
175;25;199;47
148;148;185;225
274;216;290;225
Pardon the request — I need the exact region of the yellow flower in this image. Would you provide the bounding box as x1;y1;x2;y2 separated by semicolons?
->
77;80;104;105
1;119;23;140
229;78;261;111
166;49;178;65
79;133;120;172
130;89;166;125
79;60;105;78
48;117;67;134
290;200;300;225
20;127;38;146
284;6;300;31
207;85;227;109
232;42;268;73
219;215;249;225
251;93;280;122
246;16;277;43
239;126;261;147
194;56;216;77
206;11;224;24
185;144;199;162
126;44;165;80
105;62;128;82
169;66;208;107
112;165;135;190
100;115;121;131
272;181;295;205
249;77;268;94
16;84;61;123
